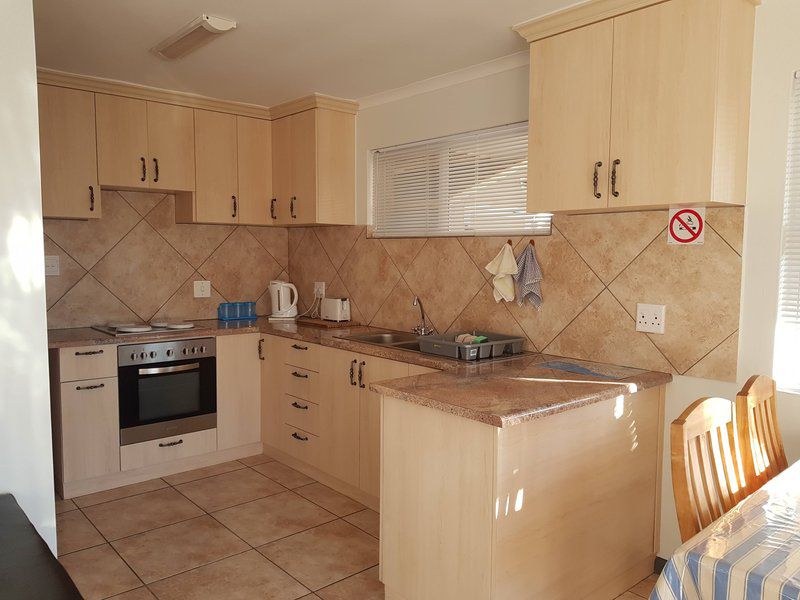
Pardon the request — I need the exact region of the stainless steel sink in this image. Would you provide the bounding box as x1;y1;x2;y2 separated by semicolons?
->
341;331;420;352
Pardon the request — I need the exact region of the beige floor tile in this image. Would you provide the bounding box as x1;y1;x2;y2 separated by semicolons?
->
238;452;276;467
628;574;659;598
175;468;286;512
148;549;309;599
213;490;336;546
83;487;204;541
343;509;379;538
162;460;246;485
112;515;248;584
59;544;142;600
295;483;365;517
252;461;315;489
317;566;384;600
56;509;104;555
110;587;156;599
258;520;378;591
55;496;77;514
74;478;169;508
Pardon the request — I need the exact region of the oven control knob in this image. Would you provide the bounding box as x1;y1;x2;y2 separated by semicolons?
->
166;349;174;357
149;351;157;359
191;347;198;354
199;345;206;353
139;352;147;360
130;352;136;361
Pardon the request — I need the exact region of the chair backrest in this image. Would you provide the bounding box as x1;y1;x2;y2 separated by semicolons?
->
736;375;788;492
671;397;749;542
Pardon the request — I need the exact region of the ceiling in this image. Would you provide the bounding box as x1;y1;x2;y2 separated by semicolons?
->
33;0;576;107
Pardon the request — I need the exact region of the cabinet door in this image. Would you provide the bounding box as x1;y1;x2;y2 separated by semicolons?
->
96;94;149;188
528;20;613;213
290;110;318;223
194;109;239;223
60;377;120;482
608;0;717;208
38;85;100;219
271;115;293;224
236;116;272;225
147;102;195;192
359;357;409;497
217;333;262;450
318;347;360;486
261;336;286;448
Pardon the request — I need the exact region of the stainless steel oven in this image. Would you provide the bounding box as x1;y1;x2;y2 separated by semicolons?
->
118;338;216;445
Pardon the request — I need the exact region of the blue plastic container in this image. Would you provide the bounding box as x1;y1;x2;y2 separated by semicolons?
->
218;301;257;321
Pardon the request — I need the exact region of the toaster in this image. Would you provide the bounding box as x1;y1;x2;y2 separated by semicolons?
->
320;297;351;322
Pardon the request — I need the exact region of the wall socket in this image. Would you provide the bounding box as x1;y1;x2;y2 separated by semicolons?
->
194;280;211;298
314;282;326;298
636;303;666;334
44;255;60;276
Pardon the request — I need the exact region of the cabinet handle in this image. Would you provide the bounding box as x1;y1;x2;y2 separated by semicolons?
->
611;159;621;198
349;359;357;386
291;401;309;410
75;383;105;391
153;158;159;183
158;439;183;448
75;349;104;356
270;198;277;220
140;156;146;182
232;195;238;218
258;338;265;360
290;196;297;219
291;371;309;379
89;186;95;212
292;432;308;441
358;361;366;389
291;344;308;351
593;162;603;199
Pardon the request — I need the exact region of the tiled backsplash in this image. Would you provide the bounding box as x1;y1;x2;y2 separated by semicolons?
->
288;208;743;381
43;190;287;329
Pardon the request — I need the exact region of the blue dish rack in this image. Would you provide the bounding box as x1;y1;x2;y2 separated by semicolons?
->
217;301;257;321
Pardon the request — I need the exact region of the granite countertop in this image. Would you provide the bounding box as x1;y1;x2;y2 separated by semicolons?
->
370;354;673;428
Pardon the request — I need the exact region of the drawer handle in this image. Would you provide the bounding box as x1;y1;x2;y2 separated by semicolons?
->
89;185;95;212
349;359;357;386
270;198;277;220
140;156;147;182
153;157;159;183
158;439;184;448
292;432;308;441
593;161;603;199
611;159;621;198
291;371;309;379
75;349;104;356
291;401;309;410
291;344;308;351
75;383;105;391
358;361;366;389
258;338;265;361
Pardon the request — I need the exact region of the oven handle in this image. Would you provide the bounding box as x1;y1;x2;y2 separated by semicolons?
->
138;362;200;376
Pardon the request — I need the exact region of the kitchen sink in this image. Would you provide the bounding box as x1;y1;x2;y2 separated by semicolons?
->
344;332;418;346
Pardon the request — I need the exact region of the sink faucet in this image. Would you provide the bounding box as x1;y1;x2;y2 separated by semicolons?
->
412;296;436;336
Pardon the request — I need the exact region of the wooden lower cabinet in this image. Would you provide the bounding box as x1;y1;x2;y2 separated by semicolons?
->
319;348;361;486
121;429;217;471
216;334;262;450
261;335;286;447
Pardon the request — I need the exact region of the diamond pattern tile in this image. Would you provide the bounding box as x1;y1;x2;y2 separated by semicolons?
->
685;331;739;381
315;226;364;269
43;235;85;309
288;230;337;311
338;231;401;322
369;279;419;333
459;236;523;281
707;207;744;255
379;238;427;275
248;226;289;268
47;274;138;329
119;190;166;217
447;283;532;349
153;271;226;322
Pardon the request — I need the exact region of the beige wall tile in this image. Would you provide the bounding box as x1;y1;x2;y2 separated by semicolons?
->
446;283;532;348
153;271;226;321
44;235;85;309
289;230;337;310
326;276;367;324
289;227;309;258
314;226;364;269
47;274;138;329
685;331;739;381
459;236;523;281
370;279;421;333
706;207;744;255
338;232;401;322
118;190;166;217
378;237;426;274
248;225;290;268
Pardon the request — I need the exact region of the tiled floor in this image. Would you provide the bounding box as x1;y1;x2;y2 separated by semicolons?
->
56;452;658;600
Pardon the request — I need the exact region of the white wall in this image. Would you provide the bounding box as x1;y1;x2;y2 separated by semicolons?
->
0;0;56;552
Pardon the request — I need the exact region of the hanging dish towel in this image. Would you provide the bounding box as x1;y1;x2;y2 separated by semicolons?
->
514;243;543;309
485;242;518;303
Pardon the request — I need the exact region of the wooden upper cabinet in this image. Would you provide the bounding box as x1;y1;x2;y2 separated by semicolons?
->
96;94;149;189
290;109;318;224
194;109;239;224
271;115;293;224
38;85;100;219
146;102;195;192
527;20;613;214
236;116;273;226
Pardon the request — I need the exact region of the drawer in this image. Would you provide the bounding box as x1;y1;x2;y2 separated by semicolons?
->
59;344;117;382
282;339;320;372
120;428;217;471
282;424;319;467
283;395;320;435
283;365;319;401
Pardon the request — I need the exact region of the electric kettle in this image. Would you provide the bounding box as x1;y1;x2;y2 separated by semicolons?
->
269;280;298;318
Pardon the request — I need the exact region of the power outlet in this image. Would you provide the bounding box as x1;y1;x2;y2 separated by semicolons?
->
44;255;60;276
194;280;211;298
314;281;326;298
636;303;666;334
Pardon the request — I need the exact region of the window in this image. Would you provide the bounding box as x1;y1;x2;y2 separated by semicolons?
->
774;72;800;392
370;122;551;238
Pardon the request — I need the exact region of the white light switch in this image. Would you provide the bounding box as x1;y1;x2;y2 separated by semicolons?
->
636;303;666;334
44;255;60;276
194;280;211;298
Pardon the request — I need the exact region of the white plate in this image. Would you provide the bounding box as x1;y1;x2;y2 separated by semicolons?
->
117;325;153;333
166;323;194;330
108;322;136;329
150;322;169;328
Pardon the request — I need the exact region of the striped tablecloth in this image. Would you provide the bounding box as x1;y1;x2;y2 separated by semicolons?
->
652;461;800;600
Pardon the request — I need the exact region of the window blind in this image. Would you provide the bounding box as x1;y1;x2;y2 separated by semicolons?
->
371;122;552;238
774;72;800;392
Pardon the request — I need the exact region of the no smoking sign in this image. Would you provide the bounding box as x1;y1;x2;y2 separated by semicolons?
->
668;208;705;245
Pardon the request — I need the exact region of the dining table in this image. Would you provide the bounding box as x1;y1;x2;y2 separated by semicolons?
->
651;460;800;600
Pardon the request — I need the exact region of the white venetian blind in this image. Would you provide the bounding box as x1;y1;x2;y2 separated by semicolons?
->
774;72;800;391
371;122;552;237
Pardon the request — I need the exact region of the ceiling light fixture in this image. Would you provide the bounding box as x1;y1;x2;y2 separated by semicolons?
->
152;15;237;60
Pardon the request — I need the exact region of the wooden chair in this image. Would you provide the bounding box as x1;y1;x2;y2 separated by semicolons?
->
671;397;749;542
736;375;788;493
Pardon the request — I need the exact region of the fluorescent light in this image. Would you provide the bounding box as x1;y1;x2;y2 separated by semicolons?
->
152;15;237;60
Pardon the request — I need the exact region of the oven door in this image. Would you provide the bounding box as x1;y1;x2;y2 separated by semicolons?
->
118;357;216;445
